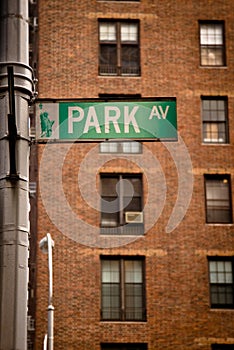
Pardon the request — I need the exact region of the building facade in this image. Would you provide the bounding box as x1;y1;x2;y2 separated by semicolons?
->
30;0;234;349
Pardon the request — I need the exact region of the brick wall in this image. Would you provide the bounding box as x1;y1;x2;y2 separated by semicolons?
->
35;1;234;349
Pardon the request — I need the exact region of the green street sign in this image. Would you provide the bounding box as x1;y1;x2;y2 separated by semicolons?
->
36;100;177;141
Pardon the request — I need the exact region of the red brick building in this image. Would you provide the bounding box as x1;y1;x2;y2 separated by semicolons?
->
29;1;234;349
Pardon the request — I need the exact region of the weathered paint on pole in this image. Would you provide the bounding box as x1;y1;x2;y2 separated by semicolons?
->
0;0;34;348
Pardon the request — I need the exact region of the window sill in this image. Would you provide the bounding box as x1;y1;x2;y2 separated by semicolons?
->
199;65;227;69
98;75;141;78
205;223;233;226
201;143;230;146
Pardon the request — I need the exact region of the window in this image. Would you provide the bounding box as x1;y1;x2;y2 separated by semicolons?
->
202;97;229;144
100;174;144;235
211;345;234;350
101;257;146;321
208;257;234;309
204;175;232;224
99;20;140;76
100;141;142;153
199;21;225;66
101;344;147;350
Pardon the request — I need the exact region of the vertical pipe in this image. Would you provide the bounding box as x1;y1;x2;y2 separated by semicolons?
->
39;233;55;350
0;0;34;349
43;334;48;350
47;233;54;350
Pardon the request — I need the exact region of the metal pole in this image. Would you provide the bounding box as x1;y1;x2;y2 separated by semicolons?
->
43;334;48;350
39;233;54;350
0;0;34;349
47;233;54;350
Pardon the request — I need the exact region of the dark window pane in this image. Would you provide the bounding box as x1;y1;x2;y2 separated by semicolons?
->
125;283;144;320
101;258;145;321
123;177;142;195
212;344;234;350
99;21;140;76
100;45;117;74
100;174;143;233
209;258;234;308
206;208;232;224
205;176;232;223
123;197;141;213
101;177;119;196
102;284;120;319
101;194;119;227
124;259;145;320
210;285;233;305
202;98;228;143
121;45;140;75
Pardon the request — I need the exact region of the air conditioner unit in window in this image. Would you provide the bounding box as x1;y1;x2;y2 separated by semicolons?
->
125;211;143;224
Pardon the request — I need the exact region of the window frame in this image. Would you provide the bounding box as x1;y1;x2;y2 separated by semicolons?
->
99;19;140;76
199;21;226;67
101;256;147;321
208;257;234;309
204;174;233;224
100;173;144;235
201;96;229;144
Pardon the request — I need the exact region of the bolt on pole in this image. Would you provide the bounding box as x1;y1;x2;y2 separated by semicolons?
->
0;0;34;349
